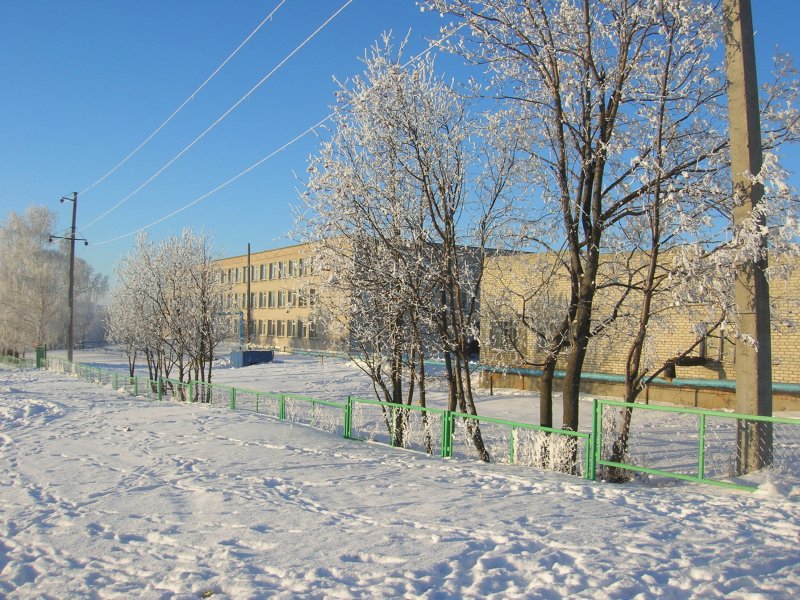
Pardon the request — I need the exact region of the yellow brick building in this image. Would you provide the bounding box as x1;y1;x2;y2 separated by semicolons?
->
217;243;799;408
480;252;800;410
215;243;339;352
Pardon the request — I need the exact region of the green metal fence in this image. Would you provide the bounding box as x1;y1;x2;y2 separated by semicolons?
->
161;377;191;402
451;412;593;478
0;355;36;369
8;354;800;491
190;380;347;433
594;398;800;491
345;396;593;477
282;393;346;433
348;396;449;457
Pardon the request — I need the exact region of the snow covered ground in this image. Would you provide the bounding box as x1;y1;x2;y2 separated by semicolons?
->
2;352;800;598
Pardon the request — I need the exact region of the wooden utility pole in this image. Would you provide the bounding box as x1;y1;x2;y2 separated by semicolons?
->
723;0;773;472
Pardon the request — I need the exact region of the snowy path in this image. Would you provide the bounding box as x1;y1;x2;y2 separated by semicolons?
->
1;366;799;598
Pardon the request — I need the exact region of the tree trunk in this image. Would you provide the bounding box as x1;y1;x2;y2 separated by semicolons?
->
538;356;556;429
561;329;590;432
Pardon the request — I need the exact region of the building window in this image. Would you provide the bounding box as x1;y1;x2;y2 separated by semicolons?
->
298;320;307;338
258;320;265;335
489;320;518;350
258;292;266;309
259;264;267;280
267;320;276;336
268;291;277;308
279;262;286;279
287;290;296;308
309;288;316;306
277;290;286;308
269;262;278;280
235;268;241;283
299;258;306;277
308;321;317;339
277;320;286;337
286;320;296;338
249;293;256;308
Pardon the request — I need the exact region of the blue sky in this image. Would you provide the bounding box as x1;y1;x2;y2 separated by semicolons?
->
1;1;799;278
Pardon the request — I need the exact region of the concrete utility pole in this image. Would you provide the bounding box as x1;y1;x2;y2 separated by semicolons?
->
246;243;252;344
723;0;773;472
50;193;86;363
66;193;77;362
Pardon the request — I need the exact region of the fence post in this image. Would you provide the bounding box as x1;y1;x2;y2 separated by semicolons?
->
590;398;600;481
133;376;138;397
158;377;163;402
698;413;706;480
230;387;236;411
509;427;516;464
189;380;194;404
441;411;454;458
113;372;118;390
390;406;396;447
344;396;353;439
35;344;46;369
279;395;286;420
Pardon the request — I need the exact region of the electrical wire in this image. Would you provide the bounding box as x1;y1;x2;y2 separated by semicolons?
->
79;0;289;198
93;114;333;246
91;26;465;247
81;0;354;233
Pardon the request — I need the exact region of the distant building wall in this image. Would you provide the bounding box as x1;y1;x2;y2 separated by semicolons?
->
215;243;344;353
479;252;800;409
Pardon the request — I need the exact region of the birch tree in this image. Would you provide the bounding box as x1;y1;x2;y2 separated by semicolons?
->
0;206;106;354
427;0;800;438
297;35;519;457
106;230;226;393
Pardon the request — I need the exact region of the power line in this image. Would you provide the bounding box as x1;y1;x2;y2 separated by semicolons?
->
81;0;354;233
93;114;333;246
79;0;289;198
91;29;463;247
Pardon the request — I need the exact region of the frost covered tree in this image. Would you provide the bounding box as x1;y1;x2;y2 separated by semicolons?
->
0;206;60;353
105;285;142;377
0;206;106;355
106;230;226;393
426;0;800;439
296;35;519;458
108;234;171;384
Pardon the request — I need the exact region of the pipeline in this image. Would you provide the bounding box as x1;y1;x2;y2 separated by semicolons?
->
474;364;800;394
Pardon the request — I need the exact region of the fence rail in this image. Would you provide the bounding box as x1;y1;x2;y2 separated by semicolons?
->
0;355;36;369
5;354;800;491
594;398;800;491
